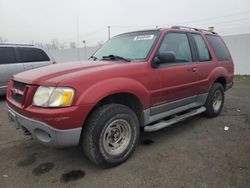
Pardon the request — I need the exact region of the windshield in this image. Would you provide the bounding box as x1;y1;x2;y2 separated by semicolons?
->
93;31;160;61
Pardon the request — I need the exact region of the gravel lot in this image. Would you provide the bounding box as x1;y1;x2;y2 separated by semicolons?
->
0;78;249;188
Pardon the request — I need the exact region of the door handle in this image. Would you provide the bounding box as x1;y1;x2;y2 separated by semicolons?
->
187;67;198;72
192;67;198;72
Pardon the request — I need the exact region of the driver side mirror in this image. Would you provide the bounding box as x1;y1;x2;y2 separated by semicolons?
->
152;51;176;68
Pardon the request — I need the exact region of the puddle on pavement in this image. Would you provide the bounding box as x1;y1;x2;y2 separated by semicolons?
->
60;170;86;183
141;139;154;145
17;153;38;167
32;162;54;176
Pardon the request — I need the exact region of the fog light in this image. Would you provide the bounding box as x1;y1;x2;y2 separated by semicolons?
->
34;129;51;143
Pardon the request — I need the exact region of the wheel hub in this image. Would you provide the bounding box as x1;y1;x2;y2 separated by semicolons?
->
212;90;222;112
109;128;121;142
103;119;132;156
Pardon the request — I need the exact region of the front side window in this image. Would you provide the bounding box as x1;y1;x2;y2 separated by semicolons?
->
93;31;160;61
0;47;16;64
206;35;230;61
158;33;192;63
192;34;211;62
18;48;50;62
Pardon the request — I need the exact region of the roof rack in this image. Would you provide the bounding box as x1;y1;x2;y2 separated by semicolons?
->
171;26;217;34
0;43;34;46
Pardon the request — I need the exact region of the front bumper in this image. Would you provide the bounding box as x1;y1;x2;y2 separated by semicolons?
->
7;105;82;148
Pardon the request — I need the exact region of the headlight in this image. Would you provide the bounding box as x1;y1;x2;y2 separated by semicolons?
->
33;86;54;107
33;86;75;107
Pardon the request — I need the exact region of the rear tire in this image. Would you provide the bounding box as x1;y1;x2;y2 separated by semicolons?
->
81;104;139;168
204;83;224;117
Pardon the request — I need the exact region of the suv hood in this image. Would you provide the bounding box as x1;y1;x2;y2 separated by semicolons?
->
13;61;121;86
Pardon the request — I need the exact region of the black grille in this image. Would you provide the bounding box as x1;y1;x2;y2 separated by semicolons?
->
12;93;23;104
12;81;27;104
13;81;26;91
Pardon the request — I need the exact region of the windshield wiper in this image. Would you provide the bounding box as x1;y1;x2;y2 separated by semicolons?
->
89;55;98;61
102;54;131;62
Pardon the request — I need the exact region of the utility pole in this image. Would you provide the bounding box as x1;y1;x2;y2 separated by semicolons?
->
77;16;80;61
82;40;87;60
108;26;111;40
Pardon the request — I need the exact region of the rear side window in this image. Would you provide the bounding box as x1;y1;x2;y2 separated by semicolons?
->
0;47;16;64
18;47;50;62
192;34;211;62
159;33;192;63
206;35;230;61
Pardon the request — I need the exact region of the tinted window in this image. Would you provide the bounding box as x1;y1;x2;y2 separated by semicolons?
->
159;33;192;63
192;34;211;62
18;47;50;62
206;35;230;61
0;47;16;64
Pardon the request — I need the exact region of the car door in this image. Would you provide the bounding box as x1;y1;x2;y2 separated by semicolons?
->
149;32;200;115
16;47;52;71
0;47;24;90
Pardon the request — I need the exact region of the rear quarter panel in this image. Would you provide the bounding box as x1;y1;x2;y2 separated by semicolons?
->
196;33;234;94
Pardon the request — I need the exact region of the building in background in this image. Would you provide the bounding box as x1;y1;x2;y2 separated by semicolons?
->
223;34;250;75
48;46;100;63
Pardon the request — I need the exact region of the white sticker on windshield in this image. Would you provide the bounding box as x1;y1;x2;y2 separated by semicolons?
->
134;35;154;41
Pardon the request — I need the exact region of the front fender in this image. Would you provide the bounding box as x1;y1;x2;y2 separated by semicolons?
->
76;78;150;109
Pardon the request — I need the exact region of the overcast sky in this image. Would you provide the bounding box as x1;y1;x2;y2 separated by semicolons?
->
0;0;250;46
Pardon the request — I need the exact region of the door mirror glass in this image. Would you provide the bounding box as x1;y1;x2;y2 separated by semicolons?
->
158;51;176;63
152;51;176;68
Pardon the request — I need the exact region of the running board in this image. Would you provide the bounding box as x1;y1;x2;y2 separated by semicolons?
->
144;106;206;132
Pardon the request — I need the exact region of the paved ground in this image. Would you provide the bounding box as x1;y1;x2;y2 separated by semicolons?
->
0;78;249;188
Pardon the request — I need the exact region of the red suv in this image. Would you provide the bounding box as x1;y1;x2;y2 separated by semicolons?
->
7;26;234;168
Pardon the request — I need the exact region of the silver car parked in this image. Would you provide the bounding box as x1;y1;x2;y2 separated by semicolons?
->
0;44;55;95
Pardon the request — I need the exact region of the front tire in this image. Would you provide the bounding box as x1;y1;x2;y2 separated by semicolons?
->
82;104;139;168
204;83;225;117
